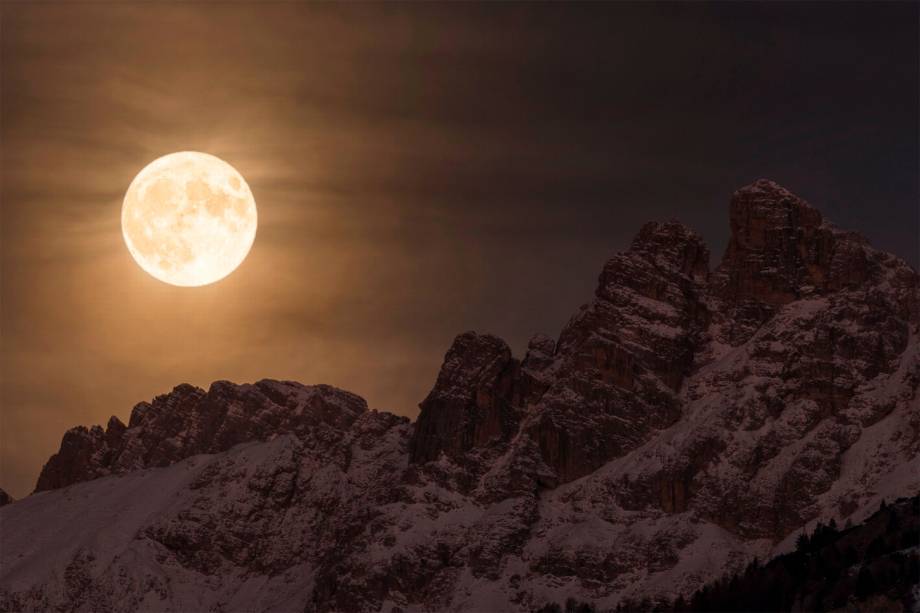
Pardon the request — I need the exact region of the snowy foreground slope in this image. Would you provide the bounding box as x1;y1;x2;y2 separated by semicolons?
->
2;180;918;612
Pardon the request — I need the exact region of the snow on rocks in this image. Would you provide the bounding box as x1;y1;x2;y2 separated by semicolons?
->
3;180;918;612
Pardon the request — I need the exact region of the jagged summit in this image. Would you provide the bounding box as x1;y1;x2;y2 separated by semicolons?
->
34;379;368;492
626;220;710;282
409;332;516;465
716;178;878;306
4;180;918;612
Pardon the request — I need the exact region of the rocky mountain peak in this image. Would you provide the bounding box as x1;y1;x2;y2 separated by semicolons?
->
409;332;518;465
627;220;710;282
595;221;709;309
34;379;367;492
713;178;874;308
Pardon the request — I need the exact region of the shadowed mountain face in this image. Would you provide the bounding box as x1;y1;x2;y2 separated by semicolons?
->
540;496;920;612
2;181;918;612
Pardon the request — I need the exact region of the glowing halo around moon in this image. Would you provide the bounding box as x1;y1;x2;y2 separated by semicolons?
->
121;152;257;287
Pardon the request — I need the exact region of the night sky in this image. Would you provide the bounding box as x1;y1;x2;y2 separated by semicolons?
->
1;2;917;498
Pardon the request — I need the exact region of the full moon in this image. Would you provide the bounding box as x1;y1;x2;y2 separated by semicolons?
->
121;152;257;287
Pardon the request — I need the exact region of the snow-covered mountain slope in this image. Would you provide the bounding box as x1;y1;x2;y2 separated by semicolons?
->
2;180;918;612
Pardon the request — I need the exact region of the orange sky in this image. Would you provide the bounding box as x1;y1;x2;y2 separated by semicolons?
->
2;3;917;498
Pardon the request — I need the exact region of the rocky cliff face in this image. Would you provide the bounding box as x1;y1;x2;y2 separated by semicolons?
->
520;220;711;484
730;180;883;296
2;180;918;612
409;332;518;467
34;379;369;491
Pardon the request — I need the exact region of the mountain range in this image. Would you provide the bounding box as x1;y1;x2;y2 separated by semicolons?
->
1;179;917;612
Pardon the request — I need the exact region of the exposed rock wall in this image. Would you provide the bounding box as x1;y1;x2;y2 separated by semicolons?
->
7;180;918;613
35;380;368;491
409;332;519;465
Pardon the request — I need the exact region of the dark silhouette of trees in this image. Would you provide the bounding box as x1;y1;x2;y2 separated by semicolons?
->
854;567;876;600
794;532;809;552
669;495;918;613
534;495;918;613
